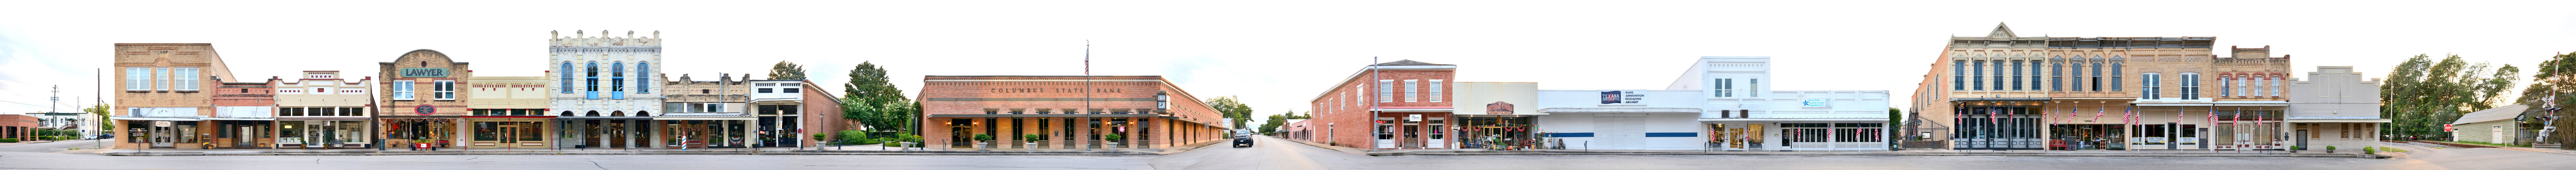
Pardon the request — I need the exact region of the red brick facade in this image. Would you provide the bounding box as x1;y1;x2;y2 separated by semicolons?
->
1306;60;1457;149
916;76;1227;150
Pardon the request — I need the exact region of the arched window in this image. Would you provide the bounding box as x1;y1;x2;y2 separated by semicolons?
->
611;62;627;99
636;62;651;93
560;62;575;93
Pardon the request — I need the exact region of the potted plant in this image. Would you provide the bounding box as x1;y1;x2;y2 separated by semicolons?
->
2364;146;2376;155
1102;133;1125;150
2290;145;2303;153
1023;134;1043;151
2326;146;2337;153
972;134;995;151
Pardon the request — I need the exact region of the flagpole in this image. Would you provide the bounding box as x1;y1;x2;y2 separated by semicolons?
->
1083;40;1093;151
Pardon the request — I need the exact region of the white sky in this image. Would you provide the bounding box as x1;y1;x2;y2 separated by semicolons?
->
3;1;2572;127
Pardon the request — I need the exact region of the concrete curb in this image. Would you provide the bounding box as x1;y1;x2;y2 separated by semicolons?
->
1369;150;2391;158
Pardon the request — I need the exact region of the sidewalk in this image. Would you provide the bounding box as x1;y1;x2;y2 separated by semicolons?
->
95;140;1227;156
1271;135;1367;155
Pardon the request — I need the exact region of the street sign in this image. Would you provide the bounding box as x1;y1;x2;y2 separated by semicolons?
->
153;121;171;127
2444;124;2455;131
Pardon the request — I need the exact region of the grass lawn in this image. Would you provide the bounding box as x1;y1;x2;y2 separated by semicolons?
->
2446;141;2532;147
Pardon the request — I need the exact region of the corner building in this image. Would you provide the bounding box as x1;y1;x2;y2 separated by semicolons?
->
109;43;241;149
1307;60;1457;149
1909;23;2291;150
918;76;1229;150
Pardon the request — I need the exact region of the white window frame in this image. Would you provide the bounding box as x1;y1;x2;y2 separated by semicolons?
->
1403;80;1418;102
155;67;170;90
433;80;457;100
2140;73;2161;99
1427;79;1443;102
126;67;150;90
174;67;198;90
1749;78;1760;97
391;80;416;100
1713;78;1734;97
1377;80;1394;103
2180;73;2200;100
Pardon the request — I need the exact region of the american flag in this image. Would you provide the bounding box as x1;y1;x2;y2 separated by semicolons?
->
2068;107;2079;124
1988;108;2000;124
2123;107;2136;125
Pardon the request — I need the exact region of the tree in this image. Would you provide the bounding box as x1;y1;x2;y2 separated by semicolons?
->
767;61;807;80
1206;95;1254;129
2382;54;2519;140
84;104;112;131
1888;107;1903;128
2515;52;2576;145
1260;110;1312;134
841;61;913;135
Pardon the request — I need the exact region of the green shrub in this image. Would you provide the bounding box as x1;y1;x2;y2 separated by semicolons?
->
971;134;994;142
2364;147;2376;154
1103;133;1124;142
0;138;18;143
1023;134;1044;142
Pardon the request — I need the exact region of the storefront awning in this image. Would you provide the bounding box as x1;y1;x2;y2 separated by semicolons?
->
200;118;276;120
557;116;654;120
1698;118;1886;122
278;117;373;120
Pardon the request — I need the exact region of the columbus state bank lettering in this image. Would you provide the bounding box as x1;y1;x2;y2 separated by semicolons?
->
988;88;1123;93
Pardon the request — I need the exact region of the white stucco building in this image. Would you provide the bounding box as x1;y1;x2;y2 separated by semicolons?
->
1666;56;1892;151
548;30;664;148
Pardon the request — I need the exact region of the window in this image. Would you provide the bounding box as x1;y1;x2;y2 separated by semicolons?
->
701;89;711;94
611;62;626;94
2140;73;2161;99
156;67;170;90
586;62;600;99
2050;62;2062;91
2091;63;2103;91
1713;78;1734;97
783;88;800;93
1376;80;1393;102
279;107;303;116
758;88;774;93
1971;60;1983;90
1993;60;2005;91
2221;76;2233;96
2268;76;2280;96
126;67;149;90
174;67;198;90
560;62;575;93
636;62;650;93
1402;80;1418;102
433;80;456;100
2029;60;2042;90
2181;73;2200;99
342;107;364;116
1953;61;1965;90
2110;62;2122;91
1428;80;1444;102
1748;78;1759;97
391;80;415;100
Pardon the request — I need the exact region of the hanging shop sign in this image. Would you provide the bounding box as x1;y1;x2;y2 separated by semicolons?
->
1485;101;1516;114
1598;90;1645;105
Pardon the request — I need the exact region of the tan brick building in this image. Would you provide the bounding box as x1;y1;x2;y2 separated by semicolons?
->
110;43;240;149
1908;23;2291;150
917;76;1228;150
378;49;472;149
655;73;755;148
1306;60;1456;149
462;76;552;148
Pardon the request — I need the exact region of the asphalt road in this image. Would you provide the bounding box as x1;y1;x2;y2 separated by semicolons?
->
0;136;2570;170
0;139;109;153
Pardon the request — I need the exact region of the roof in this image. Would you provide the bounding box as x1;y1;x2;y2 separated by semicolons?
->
2452;104;2526;125
1370;59;1453;65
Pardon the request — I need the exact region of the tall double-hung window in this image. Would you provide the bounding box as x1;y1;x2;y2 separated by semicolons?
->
1971;60;1984;90
586;62;601;99
2049;62;2062;91
611;62;627;99
2220;76;2233;96
1748;79;1759;97
2140;73;2161;99
560;62;575;93
155;67;170;90
2029;60;2042;90
1376;80;1393;102
2090;63;2103;91
2180;73;2201;99
2009;61;2022;90
1994;60;2006;91
433;80;456;100
1952;61;1965;90
126;67;151;90
1401;80;1417;102
391;80;416;100
2268;76;2281;96
1426;79;1442;102
636;62;651;93
2110;62;2123;91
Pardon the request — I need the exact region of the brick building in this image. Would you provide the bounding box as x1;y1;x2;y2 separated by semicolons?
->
1;114;32;141
277;71;377;148
110;43;240;149
799;82;848;147
206;76;279;148
1307;60;1456;149
1908;23;2292;151
379;49;472;149
917;76;1228;150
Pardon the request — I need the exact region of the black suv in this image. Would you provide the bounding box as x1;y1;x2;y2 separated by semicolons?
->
1232;135;1254;147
